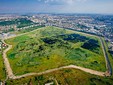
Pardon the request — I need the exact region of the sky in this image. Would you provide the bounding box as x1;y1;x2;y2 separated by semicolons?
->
0;0;113;14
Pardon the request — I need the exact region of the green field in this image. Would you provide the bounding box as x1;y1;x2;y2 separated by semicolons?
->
0;53;6;81
6;26;106;75
6;68;113;85
16;25;45;34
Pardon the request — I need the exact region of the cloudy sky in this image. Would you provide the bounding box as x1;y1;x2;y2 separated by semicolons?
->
0;0;113;14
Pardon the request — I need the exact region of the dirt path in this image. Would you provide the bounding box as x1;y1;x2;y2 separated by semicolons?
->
12;65;105;79
2;40;107;79
2;40;14;79
2;31;111;80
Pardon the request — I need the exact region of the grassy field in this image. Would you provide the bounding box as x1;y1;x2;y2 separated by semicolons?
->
17;26;45;34
0;53;6;81
6;68;113;85
5;26;106;75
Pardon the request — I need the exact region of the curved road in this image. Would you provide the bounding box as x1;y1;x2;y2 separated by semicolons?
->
1;32;112;80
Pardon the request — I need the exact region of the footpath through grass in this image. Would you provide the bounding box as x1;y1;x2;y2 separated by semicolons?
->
6;68;113;85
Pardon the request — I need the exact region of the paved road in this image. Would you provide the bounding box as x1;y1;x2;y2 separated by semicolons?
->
100;37;112;76
1;29;112;80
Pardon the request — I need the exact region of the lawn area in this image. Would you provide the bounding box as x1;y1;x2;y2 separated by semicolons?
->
5;26;106;75
0;53;6;81
6;68;113;85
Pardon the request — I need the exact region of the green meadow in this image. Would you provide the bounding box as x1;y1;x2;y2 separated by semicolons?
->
6;26;106;75
0;53;6;81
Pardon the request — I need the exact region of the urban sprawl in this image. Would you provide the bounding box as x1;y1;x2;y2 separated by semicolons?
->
0;14;113;55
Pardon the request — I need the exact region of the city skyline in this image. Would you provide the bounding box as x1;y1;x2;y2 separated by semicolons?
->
0;0;113;14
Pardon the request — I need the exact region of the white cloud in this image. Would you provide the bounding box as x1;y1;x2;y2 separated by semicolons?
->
38;0;88;4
